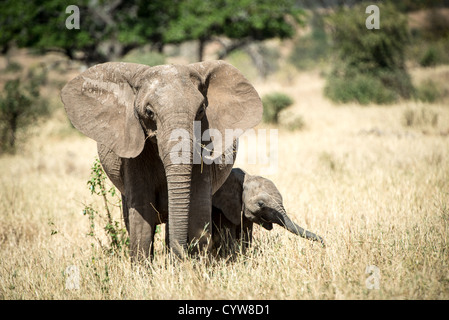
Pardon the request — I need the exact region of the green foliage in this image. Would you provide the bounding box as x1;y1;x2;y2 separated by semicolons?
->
0;0;304;64
409;36;449;68
165;0;304;61
325;72;397;105
1;0;96;62
0;63;49;153
290;11;330;70
324;2;414;105
121;49;166;66
0;0;172;64
165;0;304;43
83;158;128;256
262;92;294;123
420;47;438;67
415;80;444;103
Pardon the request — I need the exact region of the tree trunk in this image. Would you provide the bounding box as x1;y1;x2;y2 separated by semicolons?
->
217;38;250;60
245;43;267;80
198;38;206;62
8;112;18;151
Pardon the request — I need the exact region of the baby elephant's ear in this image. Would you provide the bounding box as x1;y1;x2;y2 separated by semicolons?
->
212;169;245;226
61;62;150;158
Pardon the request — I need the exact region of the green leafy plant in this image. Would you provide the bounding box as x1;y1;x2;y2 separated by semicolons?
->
83;158;129;256
324;2;414;105
325;71;397;105
262;92;294;124
0;63;49;153
420;46;440;67
290;11;330;70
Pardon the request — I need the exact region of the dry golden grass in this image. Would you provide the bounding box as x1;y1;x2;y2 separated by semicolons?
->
1;58;449;299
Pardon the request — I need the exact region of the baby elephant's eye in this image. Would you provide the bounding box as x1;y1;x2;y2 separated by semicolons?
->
257;201;265;208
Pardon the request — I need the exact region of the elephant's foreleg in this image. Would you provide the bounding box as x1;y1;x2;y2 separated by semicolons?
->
122;194;130;234
238;219;253;253
188;163;213;254
128;203;157;262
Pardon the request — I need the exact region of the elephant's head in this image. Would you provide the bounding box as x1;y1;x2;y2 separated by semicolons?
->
213;169;326;246
61;61;262;257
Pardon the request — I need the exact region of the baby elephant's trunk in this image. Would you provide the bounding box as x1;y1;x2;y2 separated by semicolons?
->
276;208;326;247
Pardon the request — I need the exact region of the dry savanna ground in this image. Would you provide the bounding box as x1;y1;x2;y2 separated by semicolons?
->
1;51;449;299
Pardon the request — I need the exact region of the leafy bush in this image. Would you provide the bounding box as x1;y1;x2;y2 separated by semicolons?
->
324;3;414;105
325;71;397;105
290;11;330;70
83;158;129;256
262;92;294;123
0;63;49;153
420;47;439;67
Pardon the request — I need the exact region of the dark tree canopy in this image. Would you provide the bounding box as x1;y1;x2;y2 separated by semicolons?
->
0;0;304;64
165;0;304;61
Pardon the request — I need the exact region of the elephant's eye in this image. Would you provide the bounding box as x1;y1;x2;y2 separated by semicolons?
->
257;201;265;208
145;105;155;119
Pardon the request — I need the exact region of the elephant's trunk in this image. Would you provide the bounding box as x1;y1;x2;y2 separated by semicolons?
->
165;163;192;258
159;115;195;259
274;207;326;247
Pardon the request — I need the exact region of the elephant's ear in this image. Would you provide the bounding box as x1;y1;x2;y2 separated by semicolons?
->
61;62;150;158
189;60;263;158
212;169;246;225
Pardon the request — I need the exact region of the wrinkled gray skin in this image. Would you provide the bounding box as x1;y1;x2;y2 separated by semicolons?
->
211;168;325;255
61;61;262;261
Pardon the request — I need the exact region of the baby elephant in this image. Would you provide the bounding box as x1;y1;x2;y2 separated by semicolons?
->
211;168;325;255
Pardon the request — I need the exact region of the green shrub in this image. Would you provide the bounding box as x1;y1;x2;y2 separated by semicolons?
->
262;92;294;123
0;63;49;153
325;72;397;105
290;11;330;70
420;46;439;67
83;158;129;256
325;2;414;105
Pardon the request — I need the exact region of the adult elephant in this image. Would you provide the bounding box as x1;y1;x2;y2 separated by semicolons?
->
61;60;262;260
